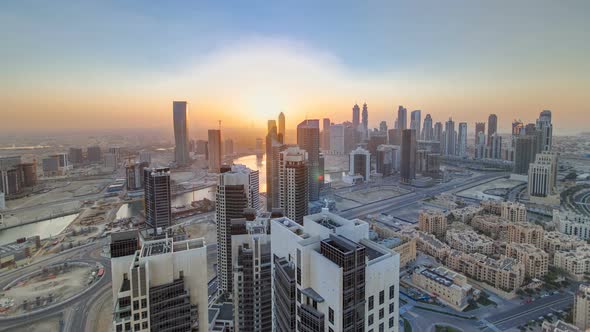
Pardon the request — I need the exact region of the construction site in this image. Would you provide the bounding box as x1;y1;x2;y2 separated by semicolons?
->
0;262;102;315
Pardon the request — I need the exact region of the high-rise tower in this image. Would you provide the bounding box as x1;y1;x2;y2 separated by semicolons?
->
410;110;421;139
400;129;416;184
208;129;222;172
216;164;260;295
362;103;369;140
278;146;309;224
536;110;552;151
397;105;408;130
457;122;468;157
144;167;172;232
443;118;456;156
297;119;321;201
422;114;433;140
173;101;190;166
278;112;286;143
487;114;498;146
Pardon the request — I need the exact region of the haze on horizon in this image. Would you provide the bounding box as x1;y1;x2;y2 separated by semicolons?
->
1;0;589;135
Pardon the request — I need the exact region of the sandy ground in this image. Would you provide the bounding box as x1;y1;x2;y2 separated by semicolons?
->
1;265;93;315
9;315;61;332
457;178;525;200
335;186;410;209
185;220;217;244
6;178;111;210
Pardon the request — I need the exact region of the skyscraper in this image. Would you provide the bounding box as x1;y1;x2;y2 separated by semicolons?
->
489;133;503;159
208;129;222;172
362;102;369;140
397;105;408;130
376;145;399;176
528;151;558;200
388;128;402;146
352;103;360;130
271;212;400;332
144;167;172;232
322;118;331;150
349;146;371;182
216;164;260;295
443;118;456;156
475;122;486;145
410;110;421;139
487;114;498;146
422;114;433;140
514;135;537;175
278;112;286;143
379;120;388;133
278;146;309;224
329;124;345;154
232;217;272;332
266;120;285;210
433;122;443;142
297;119;320;201
536;110;553;151
400;129;416;184
173;101;190;166
457;122;468;157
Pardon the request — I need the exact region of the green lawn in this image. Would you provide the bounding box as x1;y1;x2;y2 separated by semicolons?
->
435;325;462;332
403;318;412;332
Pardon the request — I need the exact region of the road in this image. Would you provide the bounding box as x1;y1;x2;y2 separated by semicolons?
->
0;240;111;332
339;172;508;219
486;292;574;330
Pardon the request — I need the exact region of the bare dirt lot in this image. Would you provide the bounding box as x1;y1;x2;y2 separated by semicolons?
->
1;265;94;315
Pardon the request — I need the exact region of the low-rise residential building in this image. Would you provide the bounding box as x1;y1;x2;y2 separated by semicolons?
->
554;210;590;240
501;201;528;223
574;284;590;331
418;210;448;238
541;320;581;332
471;215;510;241
505;243;549;278
448;206;483;224
507;222;544;248
446;229;494;255
553;246;590;281
446;250;525;292
543;231;585;259
480;199;503;215
415;231;451;261
370;225;417;267
411;266;473;311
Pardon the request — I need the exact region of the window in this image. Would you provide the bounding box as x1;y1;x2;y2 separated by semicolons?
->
141;299;147;308
379;308;384;319
389;303;394;314
133;300;139;310
134;323;140;331
368;314;374;325
389;285;395;299
134;313;139;320
141;311;147;319
379;290;384;305
389;317;395;328
379;323;384;332
368;295;374;310
329;307;334;324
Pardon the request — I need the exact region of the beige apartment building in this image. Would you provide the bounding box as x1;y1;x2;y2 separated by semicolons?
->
507;222;544;248
418;210;448;238
505;243;549;278
471;215;510;241
553;246;590;281
412;266;473;311
543;231;585;259
370;225;417;267
447;250;525;292
446;229;494;255
415;231;451;261
501;201;528;223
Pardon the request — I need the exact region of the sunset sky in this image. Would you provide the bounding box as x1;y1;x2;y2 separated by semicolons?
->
1;1;589;134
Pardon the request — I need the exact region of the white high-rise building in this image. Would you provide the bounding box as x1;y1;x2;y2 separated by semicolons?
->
111;233;209;332
457;122;468;157
329;124;345;154
410;110;421;139
216;165;260;295
422;114;433;140
271;211;400;332
278;146;309;224
574;284;590;331
173;101;190;166
536;110;553;151
349;146;371;182
528;152;558;204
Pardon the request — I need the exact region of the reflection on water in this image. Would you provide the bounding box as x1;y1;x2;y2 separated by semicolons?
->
231;154;266;192
0;214;78;245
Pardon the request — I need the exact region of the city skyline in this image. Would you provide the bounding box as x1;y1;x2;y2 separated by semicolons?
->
1;1;589;134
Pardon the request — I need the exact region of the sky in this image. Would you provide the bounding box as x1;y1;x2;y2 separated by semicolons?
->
1;0;589;135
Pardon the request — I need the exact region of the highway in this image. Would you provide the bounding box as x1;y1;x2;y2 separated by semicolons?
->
339;172;508;219
487;291;574;330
